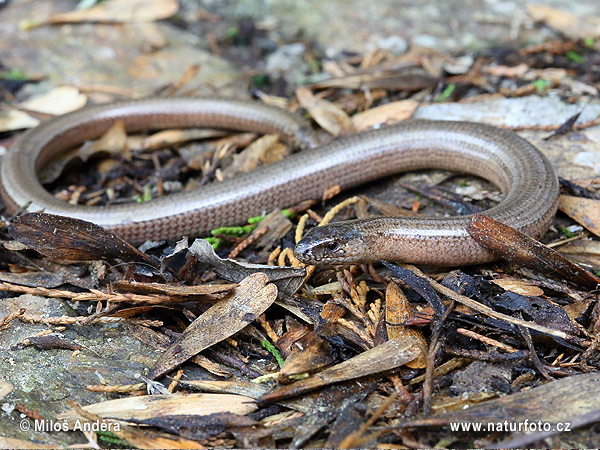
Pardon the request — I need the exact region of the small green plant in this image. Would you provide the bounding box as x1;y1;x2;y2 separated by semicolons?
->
565;50;584;63
1;68;26;80
585;37;595;48
435;83;455;102
261;340;285;368
558;226;576;238
532;78;551;94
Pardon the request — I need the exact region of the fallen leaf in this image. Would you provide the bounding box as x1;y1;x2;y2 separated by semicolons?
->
257;337;419;404
79;120;129;161
149;272;277;379
132;128;228;151
402;373;600;447
491;279;545;297
296;86;355;136
0;108;39;132
45;0;179;24
559;195;600;238
19;86;87;115
187;238;305;298
351;100;418;131
385;281;428;369
57;393;256;426
467;214;600;289
526;5;600;41
8;213;158;268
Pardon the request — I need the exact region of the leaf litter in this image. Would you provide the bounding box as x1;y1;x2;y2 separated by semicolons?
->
2;3;600;448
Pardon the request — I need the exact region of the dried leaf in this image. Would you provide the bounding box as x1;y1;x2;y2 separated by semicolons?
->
296;86;355;136
404;373;600;444
149;272;277;379
559;195;600;238
310;68;436;91
57;393;256;425
222;134;286;179
351;100;418;131
188;238;305;298
257;337;419;404
491;279;544;297
113;280;238;296
0;108;39;132
45;0;179;24
132;128;228;151
19;86;87;115
78;120;129;161
526;5;600;41
26;335;83;351
467;214;600;289
8;213;157;267
385;281;428;369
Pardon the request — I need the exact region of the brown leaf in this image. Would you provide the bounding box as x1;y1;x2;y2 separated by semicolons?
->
295;86;355;136
221;134;286;179
113;280;238;297
132;128;228;152
385;281;428;369
558;195;600;238
149;272;277;379
8;213;157;267
79;120;129;162
257;337;419;404
467;214;600;289
351;100;418;131
45;0;179;24
310;68;437;91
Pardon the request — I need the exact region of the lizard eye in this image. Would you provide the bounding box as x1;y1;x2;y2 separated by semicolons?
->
326;241;340;252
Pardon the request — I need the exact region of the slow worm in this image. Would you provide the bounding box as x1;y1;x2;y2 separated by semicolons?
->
0;98;559;265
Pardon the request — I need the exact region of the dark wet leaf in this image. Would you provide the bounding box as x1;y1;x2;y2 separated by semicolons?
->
9;213;158;267
467;214;600;289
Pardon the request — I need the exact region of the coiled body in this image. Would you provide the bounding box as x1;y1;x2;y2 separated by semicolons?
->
0;98;559;265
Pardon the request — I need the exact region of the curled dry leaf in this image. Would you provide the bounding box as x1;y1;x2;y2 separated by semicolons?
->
296;86;355;136
149;272;278;379
468;214;600;289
